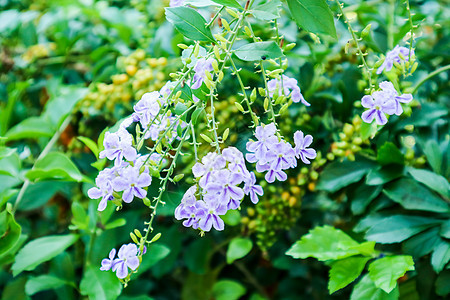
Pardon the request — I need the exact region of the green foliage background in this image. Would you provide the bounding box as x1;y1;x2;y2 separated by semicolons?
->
0;0;449;299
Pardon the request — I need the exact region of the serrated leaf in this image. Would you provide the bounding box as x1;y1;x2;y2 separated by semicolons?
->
234;41;283;61
226;238;253;264
286;226;361;261
329;256;370;293
286;0;337;38
165;7;215;42
365;215;439;244
351;274;399;300
12;234;79;276
368;255;414;293
383;178;449;213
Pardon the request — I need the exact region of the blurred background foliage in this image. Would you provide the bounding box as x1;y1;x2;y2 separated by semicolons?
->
0;0;449;299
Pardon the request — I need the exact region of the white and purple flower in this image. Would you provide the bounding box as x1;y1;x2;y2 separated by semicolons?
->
267;75;310;106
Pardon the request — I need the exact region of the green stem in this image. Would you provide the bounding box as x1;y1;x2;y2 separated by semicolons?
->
206;6;225;28
190;122;199;161
387;0;395;49
405;0;414;63
412;64;450;94
140;126;190;248
209;91;221;153
335;0;374;91
13;115;72;212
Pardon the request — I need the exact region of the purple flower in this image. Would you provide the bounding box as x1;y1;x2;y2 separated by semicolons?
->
192;152;226;187
294;130;317;164
222;147;249;176
267;75;310;106
361;91;397;125
132;91;161;127
112;165;152;203
243;172;263;204
100;248;116;271
198;200;227;232
246;123;279;165
99;128;137;166
377;45;413;74
205;169;245;209
170;0;184;7
176;200;207;229
265;141;297;171
379;81;413;115
88;170;114;211
112;243;140;279
191;58;214;89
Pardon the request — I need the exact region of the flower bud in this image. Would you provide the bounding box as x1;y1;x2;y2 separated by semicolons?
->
250;88;257;101
173;174;184;182
222;18;231;31
223;128;230;141
134;229;142;238
263;97;269;111
150;233;162;243
258;87;266;97
211;60;219;73
177;43;189;49
360;24;371;39
130;232;139;244
284;43;296;51
225;8;239;18
214;45;221;60
200;133;213;143
234;102;245;112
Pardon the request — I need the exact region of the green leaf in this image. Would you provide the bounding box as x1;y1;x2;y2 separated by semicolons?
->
26;152;83;182
316;159;375;193
328;256;371;294
286;226;363;261
234;41;283;61
227;237;253;264
191;107;205;125
12;234;79;276
251;0;282;20
138;244;171;274
25;275;71;296
423;140;443;174
5;117;54;141
365;215;439;244
351;274;399;300
286;0;337;38
350;184;382;215
368;255;414;293
80;265;122;300
0;204;21;256
431;240;450;273
174;102;188;116
360;121;377;140
441;220;450;239
383;178;449;213
408;168;449;198
435;270;450;296
365;166;404;186
377;142;404;166
222;209;241;226
77;136;99;158
165;7;215;42
403;227;442;258
212;280;246;300
210;0;242;9
185;238;212;274
104;218;126;230
71;202;89;230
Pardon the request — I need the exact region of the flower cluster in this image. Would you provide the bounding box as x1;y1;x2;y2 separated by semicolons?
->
131;83;185;141
245;123;316;183
377;45;414;74
175;147;263;232
361;81;413;125
100;243;145;279
88;153;163;211
191;58;214;89
267;75;310;106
